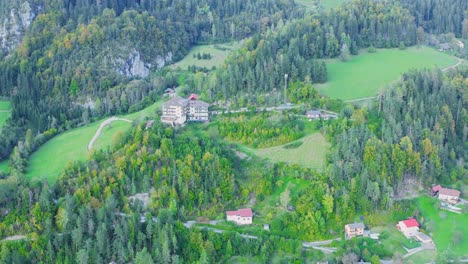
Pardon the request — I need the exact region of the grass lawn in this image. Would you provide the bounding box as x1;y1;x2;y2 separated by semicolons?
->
0;100;11;110
316;46;458;100
0;100;11;129
171;41;243;70
296;0;347;10
0;160;8;173
416;196;468;257
92;121;133;150
405;251;437;264
371;226;408;256
246;132;329;170
253;177;311;223
26;100;163;183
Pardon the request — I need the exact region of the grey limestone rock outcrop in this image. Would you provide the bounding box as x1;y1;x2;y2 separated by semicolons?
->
0;1;36;54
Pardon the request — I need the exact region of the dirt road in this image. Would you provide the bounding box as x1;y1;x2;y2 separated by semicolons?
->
88;117;132;150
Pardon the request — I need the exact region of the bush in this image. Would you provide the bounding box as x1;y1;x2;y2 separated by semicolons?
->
283;141;303;149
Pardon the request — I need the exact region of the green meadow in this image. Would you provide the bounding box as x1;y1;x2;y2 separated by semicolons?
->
296;0;347;10
416;196;468;257
0;100;11;129
317;47;458;100
0;160;8;174
26;100;162;183
247;132;329;170
171;41;243;70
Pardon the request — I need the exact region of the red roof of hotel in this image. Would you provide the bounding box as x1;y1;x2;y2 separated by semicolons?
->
226;208;253;217
432;185;442;192
188;93;199;100
402;218;419;228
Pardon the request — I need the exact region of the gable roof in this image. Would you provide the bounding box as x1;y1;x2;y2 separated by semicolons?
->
432;185;442;192
306;110;322;115
188;93;199;100
402;218;419;228
189;100;209;108
163;96;187;107
226;208;253;217
439;188;460;197
346;223;365;229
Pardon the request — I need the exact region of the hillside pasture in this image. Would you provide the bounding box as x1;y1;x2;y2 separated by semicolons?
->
26;100;162;183
416;196;468;257
317;47;458;100
249;132;329;170
171;41;243;70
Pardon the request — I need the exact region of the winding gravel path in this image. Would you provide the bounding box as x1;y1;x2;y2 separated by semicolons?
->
88;117;132;150
442;57;463;72
1;235;26;242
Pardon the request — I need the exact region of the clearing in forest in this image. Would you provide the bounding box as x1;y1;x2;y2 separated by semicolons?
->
171;41;243;70
0;160;8;174
26;100;162;183
249;132;329;170
296;0;347;10
316;46;458;100
0;100;11;129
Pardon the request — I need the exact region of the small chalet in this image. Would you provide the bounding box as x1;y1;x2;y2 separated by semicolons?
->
345;223;365;239
226;208;253;225
145;120;154;130
164;88;176;97
438;188;461;204
415;232;433;244
397;218;419;238
306;110;328;120
431;185;442;196
439;43;451;51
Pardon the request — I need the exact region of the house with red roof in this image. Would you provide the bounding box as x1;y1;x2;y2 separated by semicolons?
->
397;218;420;238
226;208;253;225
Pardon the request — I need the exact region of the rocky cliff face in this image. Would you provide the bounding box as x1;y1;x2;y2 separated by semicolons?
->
0;1;36;54
115;49;173;78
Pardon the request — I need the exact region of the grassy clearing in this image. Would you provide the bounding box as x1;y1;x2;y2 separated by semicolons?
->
371;226;408;256
416;196;468;257
317;46;458;100
253;177;311;222
171;41;243;70
0;100;11;129
26;100;163;183
247;132;329;170
296;0;347;10
0;160;8;173
92;121;133;150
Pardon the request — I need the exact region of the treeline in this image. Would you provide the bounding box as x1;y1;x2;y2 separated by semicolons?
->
203;0;417;104
327;67;467;215
400;0;468;37
217;112;307;148
0;0;298;160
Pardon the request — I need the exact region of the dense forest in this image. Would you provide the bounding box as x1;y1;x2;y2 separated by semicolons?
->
327;67;467;214
400;0;468;37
